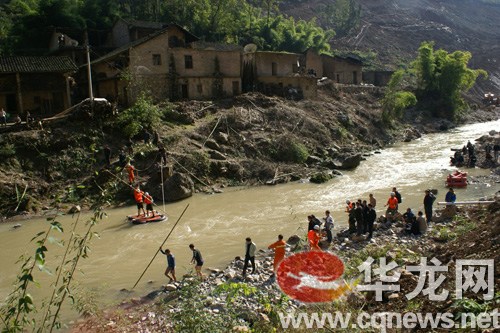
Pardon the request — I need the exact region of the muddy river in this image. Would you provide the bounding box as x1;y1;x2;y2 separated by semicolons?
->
0;119;499;328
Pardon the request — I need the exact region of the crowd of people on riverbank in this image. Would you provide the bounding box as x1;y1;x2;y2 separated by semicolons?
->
155;184;463;282
451;140;500;167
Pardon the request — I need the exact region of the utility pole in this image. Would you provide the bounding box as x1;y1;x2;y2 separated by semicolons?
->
84;30;94;102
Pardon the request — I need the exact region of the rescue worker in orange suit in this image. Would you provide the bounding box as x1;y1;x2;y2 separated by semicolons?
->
143;192;155;217
134;185;146;216
126;162;136;184
384;192;399;218
268;234;286;272
308;225;322;251
345;200;354;212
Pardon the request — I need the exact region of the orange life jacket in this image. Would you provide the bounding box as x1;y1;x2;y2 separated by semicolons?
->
134;189;144;203
143;194;153;205
387;197;398;209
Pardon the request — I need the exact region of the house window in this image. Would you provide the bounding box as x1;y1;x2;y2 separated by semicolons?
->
185;55;193;69
197;84;203;94
232;81;239;95
152;54;162;66
272;62;277;76
353;71;358;84
336;74;340;83
292;63;298;73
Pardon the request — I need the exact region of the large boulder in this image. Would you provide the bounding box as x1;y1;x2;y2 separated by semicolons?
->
204;139;221;151
163;172;194;201
335;154;363;170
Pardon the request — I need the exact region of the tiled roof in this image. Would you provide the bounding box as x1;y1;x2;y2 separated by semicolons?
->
0;56;78;73
125;19;166;30
91;24;199;66
190;41;243;52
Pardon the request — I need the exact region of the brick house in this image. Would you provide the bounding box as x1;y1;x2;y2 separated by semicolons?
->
0;56;77;117
91;24;242;106
242;50;317;99
169;41;242;100
322;54;363;84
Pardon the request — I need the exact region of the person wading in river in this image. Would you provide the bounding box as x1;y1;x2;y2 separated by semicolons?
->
159;248;177;282
242;237;257;277
392;187;402;206
369;193;376;209
268;235;286;273
189;244;204;280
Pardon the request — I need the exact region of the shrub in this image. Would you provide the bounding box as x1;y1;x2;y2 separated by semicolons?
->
115;94;163;138
0;142;16;158
271;137;309;163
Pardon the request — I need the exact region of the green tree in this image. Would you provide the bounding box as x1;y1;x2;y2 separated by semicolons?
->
321;0;361;37
79;0;120;30
381;69;417;124
412;41;487;119
115;94;163;138
8;0;85;52
240;14;333;53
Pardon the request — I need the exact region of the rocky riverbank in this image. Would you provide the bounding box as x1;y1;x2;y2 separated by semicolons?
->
1;86;499;221
71;197;500;332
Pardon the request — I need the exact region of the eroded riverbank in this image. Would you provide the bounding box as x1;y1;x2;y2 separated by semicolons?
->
1;120;499;330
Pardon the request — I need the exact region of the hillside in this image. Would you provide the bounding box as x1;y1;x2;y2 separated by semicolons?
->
281;0;500;95
0;86;391;217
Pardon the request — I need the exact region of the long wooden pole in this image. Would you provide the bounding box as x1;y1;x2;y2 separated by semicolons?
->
161;162;166;213
437;201;494;205
132;203;189;289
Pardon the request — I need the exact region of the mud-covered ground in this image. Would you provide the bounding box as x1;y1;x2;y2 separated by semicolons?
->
0;84;498;220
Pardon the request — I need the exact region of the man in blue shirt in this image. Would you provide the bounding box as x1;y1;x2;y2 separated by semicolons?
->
160;247;176;282
445;188;456;204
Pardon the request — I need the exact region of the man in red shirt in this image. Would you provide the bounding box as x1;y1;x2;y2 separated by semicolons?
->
384;192;399;218
133;185;146;216
143;192;155;217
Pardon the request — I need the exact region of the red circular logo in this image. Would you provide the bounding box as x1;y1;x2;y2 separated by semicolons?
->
277;251;347;303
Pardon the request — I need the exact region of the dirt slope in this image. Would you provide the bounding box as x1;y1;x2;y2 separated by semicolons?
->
281;0;500;94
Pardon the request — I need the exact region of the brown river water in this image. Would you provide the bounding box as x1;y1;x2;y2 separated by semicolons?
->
0;120;499;328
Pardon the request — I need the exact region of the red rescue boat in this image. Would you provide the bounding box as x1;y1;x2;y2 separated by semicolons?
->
446;170;467;187
127;211;168;224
